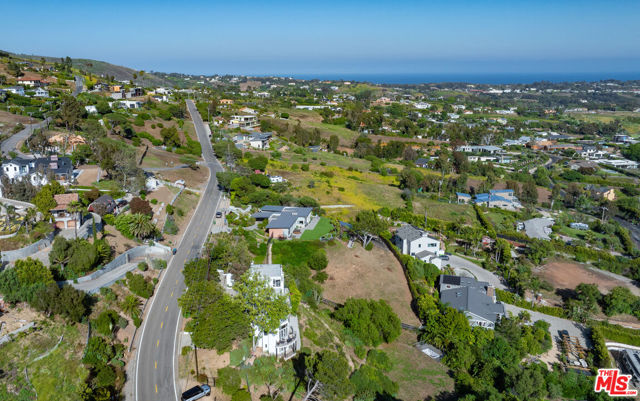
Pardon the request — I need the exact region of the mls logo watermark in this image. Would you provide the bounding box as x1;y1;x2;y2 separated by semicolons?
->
594;369;637;397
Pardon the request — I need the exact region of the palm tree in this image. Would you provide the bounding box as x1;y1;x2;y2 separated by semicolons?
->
66;201;84;239
120;294;141;318
129;214;156;240
3;204;15;233
24;207;37;235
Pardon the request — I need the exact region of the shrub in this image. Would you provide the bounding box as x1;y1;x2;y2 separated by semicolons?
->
365;242;374;251
94;309;119;336
334;299;401;346
137;262;148;271
217;366;241;395
150;198;158;205
166;204;174;215
130;197;153;216
102;214;116;226
126;272;154;298
152;259;167;270
232;390;251;401
308;251;328;271
164;215;178;235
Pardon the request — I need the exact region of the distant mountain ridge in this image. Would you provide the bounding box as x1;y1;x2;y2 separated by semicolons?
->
14;52;170;87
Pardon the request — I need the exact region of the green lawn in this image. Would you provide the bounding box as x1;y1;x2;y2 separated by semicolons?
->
305;121;360;143
300;217;333;240
272;240;325;267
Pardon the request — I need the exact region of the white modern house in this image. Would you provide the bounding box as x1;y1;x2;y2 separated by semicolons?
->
219;264;301;359
249;264;300;358
392;225;444;268
85;105;98;114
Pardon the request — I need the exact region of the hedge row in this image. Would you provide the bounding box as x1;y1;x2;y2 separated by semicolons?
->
496;288;566;318
589;326;612;368
474;205;496;238
591;321;640;347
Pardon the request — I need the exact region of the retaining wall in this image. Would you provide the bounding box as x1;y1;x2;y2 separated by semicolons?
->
60;245;170;286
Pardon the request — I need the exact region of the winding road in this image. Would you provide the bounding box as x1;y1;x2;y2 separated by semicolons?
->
134;100;223;401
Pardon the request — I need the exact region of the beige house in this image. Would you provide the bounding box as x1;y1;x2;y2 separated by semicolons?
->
51;193;80;229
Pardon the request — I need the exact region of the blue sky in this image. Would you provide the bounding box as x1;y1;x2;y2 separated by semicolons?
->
1;0;639;76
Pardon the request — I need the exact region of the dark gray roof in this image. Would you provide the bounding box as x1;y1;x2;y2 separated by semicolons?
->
415;158;429;165
394;225;422;242
266;213;298;229
439;275;504;324
440;286;505;323
414;250;436;259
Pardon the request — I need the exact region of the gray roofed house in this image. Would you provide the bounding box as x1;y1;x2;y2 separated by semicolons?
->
439;275;505;329
393;225;443;268
1;155;73;187
251;205;314;239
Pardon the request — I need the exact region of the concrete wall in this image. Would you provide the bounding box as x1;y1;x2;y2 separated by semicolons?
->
60;245;170;286
1;231;55;263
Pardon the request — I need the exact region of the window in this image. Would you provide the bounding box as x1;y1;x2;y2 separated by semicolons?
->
273;279;281;287
418;244;421;248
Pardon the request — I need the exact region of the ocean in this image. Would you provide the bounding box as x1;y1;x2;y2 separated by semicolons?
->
288;72;640;85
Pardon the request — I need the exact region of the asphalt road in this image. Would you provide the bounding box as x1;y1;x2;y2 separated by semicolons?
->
73;75;84;97
1;117;52;157
135;99;223;401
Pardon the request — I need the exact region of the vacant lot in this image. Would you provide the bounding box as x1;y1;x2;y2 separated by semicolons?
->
535;259;640;296
323;241;419;325
382;331;454;401
0;319;89;400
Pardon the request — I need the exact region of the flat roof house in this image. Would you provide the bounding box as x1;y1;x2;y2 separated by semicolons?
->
439;275;505;329
252;206;314;239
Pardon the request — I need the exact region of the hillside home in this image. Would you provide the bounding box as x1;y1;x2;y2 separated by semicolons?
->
474;189;523;211
392;225;443;268
88;195;116;215
228;115;258;129
6;86;25;96
456;145;502;154
219;264;301;359
33;88;49;98
50;193;80;229
586;185;616;201
233;131;272;150
17;76;42;87
1;155;73;186
85;105;98;114
414;158;430;168
456;192;472;204
251;206;314;239
439;275;505;329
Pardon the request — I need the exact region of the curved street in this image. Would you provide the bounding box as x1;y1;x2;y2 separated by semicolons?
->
134;99;223;401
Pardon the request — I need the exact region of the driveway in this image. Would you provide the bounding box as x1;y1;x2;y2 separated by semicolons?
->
503;304;589;347
445;254;506;289
1;117;51;156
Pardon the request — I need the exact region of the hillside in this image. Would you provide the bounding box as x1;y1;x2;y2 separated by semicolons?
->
15;53;170;87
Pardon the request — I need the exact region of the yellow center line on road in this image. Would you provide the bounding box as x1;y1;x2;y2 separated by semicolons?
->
160;321;164;329
156;339;159;347
165;305;168;312
154;360;157;369
171;291;173;297
176;279;178;284
155;384;158;393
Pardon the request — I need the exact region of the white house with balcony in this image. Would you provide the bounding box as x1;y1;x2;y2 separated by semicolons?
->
219;263;301;359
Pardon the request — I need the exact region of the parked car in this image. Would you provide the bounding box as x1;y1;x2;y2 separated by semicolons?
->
440;255;450;261
215;211;223;218
181;384;211;401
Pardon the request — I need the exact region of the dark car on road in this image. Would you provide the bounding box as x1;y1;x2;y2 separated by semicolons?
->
215;211;223;218
181;384;211;401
